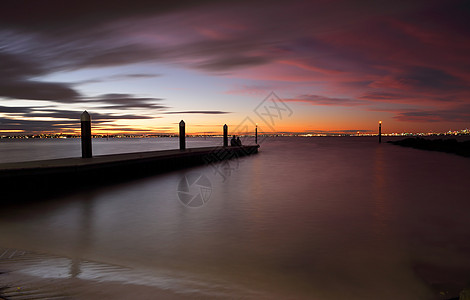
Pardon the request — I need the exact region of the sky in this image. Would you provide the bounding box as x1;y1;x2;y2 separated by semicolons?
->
1;0;469;135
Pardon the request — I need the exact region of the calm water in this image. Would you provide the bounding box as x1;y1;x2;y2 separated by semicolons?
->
0;137;221;163
1;137;470;299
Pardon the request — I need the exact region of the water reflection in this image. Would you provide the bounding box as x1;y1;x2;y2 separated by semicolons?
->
372;143;389;238
70;194;94;278
1;137;470;299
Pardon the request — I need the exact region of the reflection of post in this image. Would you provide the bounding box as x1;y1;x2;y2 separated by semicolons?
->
255;123;258;145
379;121;382;143
223;124;228;147
70;196;93;278
81;111;92;158
179;120;186;150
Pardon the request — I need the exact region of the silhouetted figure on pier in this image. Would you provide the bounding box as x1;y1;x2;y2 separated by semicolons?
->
231;135;237;146
237;137;242;146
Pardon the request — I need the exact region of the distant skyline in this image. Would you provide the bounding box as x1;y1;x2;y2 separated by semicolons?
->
1;0;469;135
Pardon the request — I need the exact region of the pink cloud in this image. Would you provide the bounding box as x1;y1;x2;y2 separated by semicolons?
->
284;94;366;106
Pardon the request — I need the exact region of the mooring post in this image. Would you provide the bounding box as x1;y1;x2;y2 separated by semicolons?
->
179;120;186;150
255;123;258;144
223;124;228;147
81;111;92;158
379;121;382;143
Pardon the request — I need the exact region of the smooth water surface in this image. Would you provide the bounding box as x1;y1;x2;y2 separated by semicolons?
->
1;137;470;299
0;137;221;163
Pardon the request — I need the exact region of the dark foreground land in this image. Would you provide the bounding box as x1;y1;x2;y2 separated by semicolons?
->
388;137;470;157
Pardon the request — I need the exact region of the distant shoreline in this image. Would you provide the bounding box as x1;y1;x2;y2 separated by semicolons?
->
388;137;470;157
2;133;470;139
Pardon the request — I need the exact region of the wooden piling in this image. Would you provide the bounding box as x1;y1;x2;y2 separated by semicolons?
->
81;111;92;158
223;124;228;147
179;120;186;150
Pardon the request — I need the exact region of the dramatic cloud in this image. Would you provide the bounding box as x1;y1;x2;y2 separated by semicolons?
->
0;118;77;133
164;111;231;114
0;106;158;133
0;80;80;102
0;93;167;133
0;106;32;114
85;94;167;110
1;0;469;133
284;95;366;106
75;73;161;85
0;51;80;102
394;105;470;123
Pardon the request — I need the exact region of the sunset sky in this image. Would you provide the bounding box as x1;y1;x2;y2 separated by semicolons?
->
1;0;469;135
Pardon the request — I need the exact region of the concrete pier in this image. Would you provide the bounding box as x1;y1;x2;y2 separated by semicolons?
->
0;145;260;201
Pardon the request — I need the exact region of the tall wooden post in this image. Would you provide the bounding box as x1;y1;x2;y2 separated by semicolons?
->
179;120;186;150
223;124;228;147
81;111;92;158
379;121;382;143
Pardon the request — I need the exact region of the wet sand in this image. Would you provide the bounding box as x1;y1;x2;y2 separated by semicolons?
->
0;248;261;300
1;272;200;300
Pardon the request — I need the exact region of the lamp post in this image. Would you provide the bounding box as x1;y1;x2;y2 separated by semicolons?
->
379;121;382;143
255;123;258;144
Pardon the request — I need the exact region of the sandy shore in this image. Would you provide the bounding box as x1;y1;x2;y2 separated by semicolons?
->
0;271;207;300
0;248;240;300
